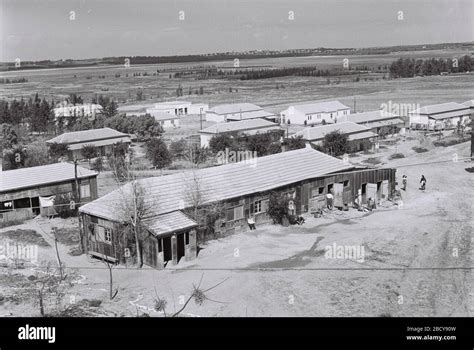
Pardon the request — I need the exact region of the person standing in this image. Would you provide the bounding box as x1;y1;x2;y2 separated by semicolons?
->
247;215;256;230
326;191;334;210
402;175;407;191
419;175;426;191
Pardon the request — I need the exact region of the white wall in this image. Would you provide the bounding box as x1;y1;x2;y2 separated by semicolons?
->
281;107;350;125
200;134;213;148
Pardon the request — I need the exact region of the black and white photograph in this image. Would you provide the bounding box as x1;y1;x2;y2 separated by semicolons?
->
0;0;473;346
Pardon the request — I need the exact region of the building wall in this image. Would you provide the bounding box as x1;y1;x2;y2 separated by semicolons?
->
410;114;470;130
281;108;350;125
158;119;179;129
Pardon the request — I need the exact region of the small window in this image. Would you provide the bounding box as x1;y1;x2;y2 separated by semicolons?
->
80;184;91;198
104;228;112;243
254;200;262;214
343;180;349;187
318;187;324;194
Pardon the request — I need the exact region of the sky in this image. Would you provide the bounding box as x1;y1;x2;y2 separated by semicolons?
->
0;0;472;61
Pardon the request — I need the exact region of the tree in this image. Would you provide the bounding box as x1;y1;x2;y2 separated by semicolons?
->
24;141;52;168
3;145;27;170
321;130;349;156
1;123;19;149
107;142;131;182
285;135;306;151
91;156;104;173
152;274;228;317
22;261;77;317
209;133;235;154
267;192;290;225
54;193;77;218
169;139;188;160
81;144;97;166
48;142;69;159
145;138;172;169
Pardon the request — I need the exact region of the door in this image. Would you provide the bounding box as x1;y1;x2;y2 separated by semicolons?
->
381;180;389;200
333;183;344;208
367;183;377;202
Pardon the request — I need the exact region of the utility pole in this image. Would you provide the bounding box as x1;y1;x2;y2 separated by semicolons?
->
353;96;356;113
200;110;202;130
73;157;80;204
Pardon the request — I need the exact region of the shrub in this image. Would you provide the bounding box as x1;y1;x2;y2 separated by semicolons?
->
268;192;290;225
362;157;382;165
389;153;405;160
54;193;77;218
412;146;429;153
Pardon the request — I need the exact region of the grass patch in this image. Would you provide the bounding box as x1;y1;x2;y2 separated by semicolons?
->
389;153;405;160
412;146;429;153
0;218;27;229
0;229;50;247
433;137;469;147
52;227;80;246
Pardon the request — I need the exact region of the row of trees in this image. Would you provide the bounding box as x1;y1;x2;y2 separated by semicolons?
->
389;55;472;78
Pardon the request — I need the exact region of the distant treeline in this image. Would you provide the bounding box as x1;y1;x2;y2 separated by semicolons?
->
389;55;472;78
0;77;28;84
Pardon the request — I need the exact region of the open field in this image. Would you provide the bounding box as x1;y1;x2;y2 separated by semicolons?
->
1;49;472;111
1;138;472;317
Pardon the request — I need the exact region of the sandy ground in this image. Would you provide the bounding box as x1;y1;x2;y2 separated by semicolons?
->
0;136;472;317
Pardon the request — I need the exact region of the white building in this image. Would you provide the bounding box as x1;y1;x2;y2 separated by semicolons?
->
408;102;471;131
205;103;278;123
147;101;209;116
199;119;281;148
54;103;103;120
280;101;350;125
149;111;180;129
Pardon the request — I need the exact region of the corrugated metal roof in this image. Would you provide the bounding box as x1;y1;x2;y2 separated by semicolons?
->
144;211;197;237
294;122;371;141
1;162;98;193
409;102;469;116
47;128;130;145
290;101;350;115
226;110;277;121
79;148;354;222
462;100;474;108
358;119;405;129
348;110;400;124
199;119;280;134
67;136;132;150
347;131;378;141
208;103;262;115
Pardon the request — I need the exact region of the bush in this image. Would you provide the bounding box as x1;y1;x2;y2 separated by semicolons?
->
433;137;469;147
389;153;405;160
362;157;382;165
54;193;78;218
412;146;429;153
267;192;290;225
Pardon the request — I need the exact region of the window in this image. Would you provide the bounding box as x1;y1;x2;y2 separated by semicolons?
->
318;187;325;194
254;200;262;214
80;183;91;198
96;226;112;244
234;205;244;220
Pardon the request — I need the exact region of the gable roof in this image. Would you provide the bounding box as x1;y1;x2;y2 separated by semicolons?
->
199;119;280;134
47;128;130;145
348;110;401;124
208;103;263;115
409;102;470;116
79;148;354;222
294;122;376;141
143;211;198;237
1;163;97;193
289;101;350;115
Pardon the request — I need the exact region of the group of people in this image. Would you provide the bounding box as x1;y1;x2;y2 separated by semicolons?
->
401;174;427;191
